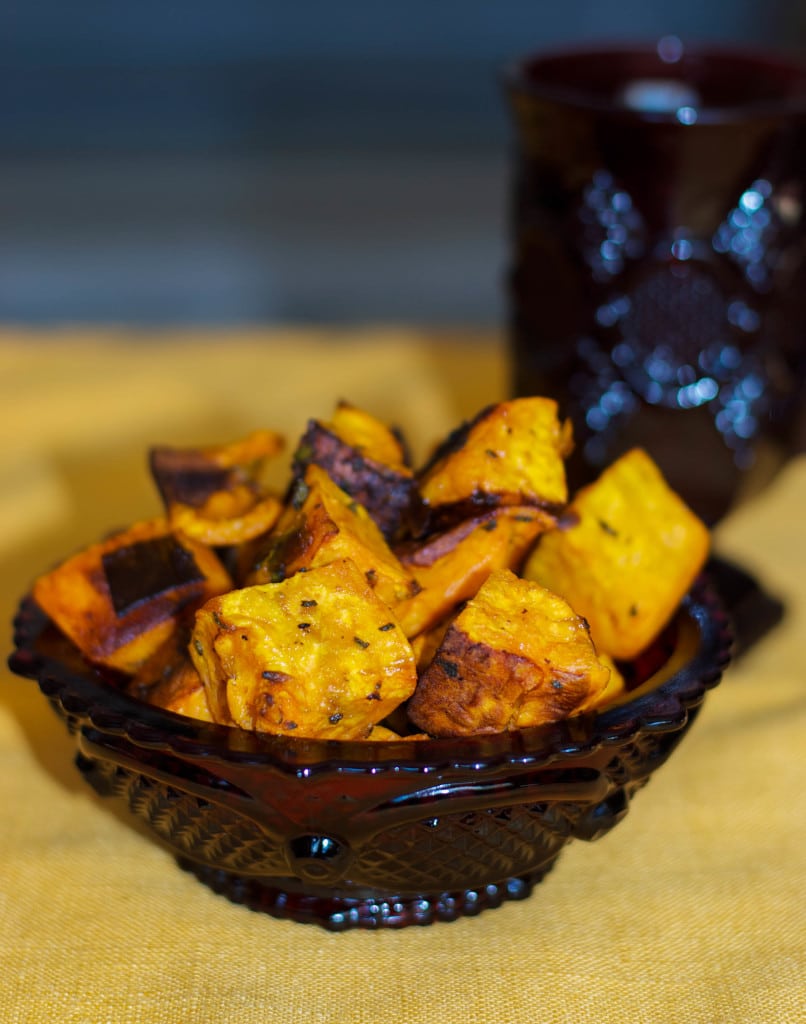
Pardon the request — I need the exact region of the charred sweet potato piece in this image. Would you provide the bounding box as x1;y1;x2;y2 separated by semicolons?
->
394;505;555;638
291;402;415;540
149;429;285;545
523;448;709;660
32;519;232;674
407;569;611;736
190;559;417;739
150;429;284;508
415;398;573;529
247;464;419;613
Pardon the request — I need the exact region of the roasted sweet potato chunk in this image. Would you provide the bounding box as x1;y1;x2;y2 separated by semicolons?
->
365;725;428;741
190;559;417;739
150;429;285;545
32;519;232;674
394;505;555;638
523;448;709;660
407;569;611;736
590;654;627;710
416;398;573;528
247;464;419;613
126;623;191;698
409;615;455;671
36;399;706;741
166;495;283;548
291;402;415;540
125;625;214;721
137;660;214;722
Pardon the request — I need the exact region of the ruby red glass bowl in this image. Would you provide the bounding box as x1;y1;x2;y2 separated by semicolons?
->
8;577;731;930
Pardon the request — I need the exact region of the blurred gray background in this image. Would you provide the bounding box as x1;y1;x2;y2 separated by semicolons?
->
2;0;805;327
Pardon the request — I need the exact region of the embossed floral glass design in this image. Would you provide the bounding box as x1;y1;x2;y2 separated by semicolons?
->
504;40;806;522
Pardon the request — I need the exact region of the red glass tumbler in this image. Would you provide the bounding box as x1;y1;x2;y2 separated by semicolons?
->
504;39;806;522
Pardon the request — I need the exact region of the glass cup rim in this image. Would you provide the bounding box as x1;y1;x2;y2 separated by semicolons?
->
502;38;806;124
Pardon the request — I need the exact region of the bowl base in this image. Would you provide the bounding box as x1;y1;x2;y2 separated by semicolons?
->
176;856;558;930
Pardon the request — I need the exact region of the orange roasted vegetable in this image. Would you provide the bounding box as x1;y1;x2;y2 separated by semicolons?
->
138;661;214;723
366;725;429;741
127;628;215;723
33;518;232;674
409;615;455;672
150;429;285;545
394;505;555;638
247;463;419;614
415;397;573;530
590;654;627;710
407;569;611;737
291;401;415;540
523;448;709;660
190;559;417;739
32;397;708;742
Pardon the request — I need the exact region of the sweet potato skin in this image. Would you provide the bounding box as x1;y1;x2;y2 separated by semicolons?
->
408;569;611;737
190;559;417;739
150;429;284;507
523;448;709;660
291;403;414;540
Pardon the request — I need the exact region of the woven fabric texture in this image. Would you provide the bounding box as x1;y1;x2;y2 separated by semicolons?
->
1;333;803;1024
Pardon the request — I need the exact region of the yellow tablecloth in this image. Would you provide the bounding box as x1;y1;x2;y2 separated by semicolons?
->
1;330;804;1024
